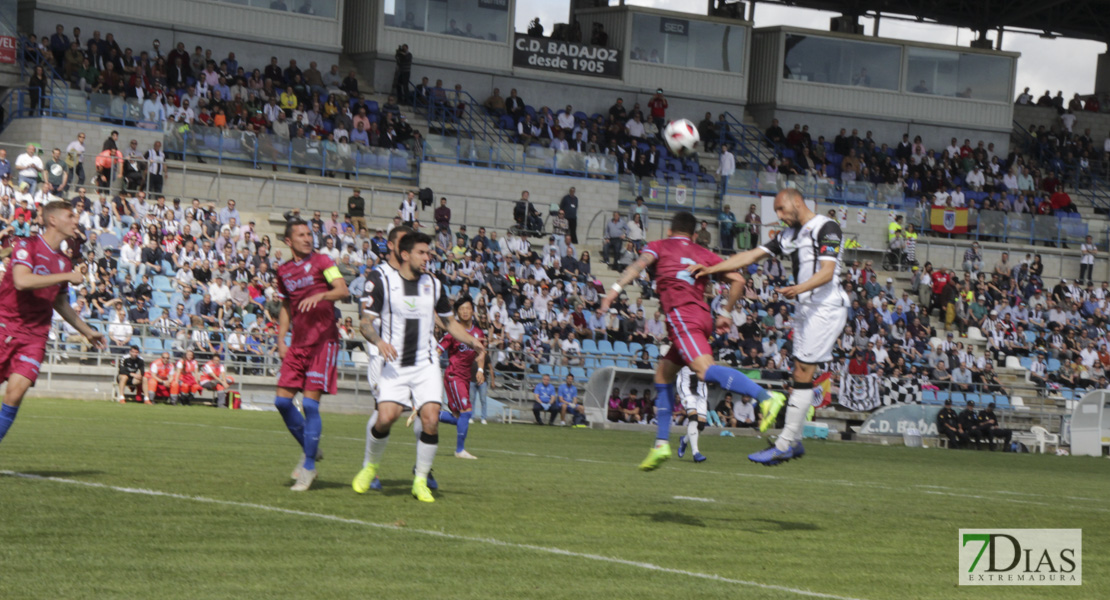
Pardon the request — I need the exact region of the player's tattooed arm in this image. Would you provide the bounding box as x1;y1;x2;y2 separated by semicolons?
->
359;313;398;362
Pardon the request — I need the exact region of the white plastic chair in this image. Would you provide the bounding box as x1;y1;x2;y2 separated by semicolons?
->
1030;426;1060;454
967;327;984;341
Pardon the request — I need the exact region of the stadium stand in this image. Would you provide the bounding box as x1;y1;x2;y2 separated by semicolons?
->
0;19;1100;441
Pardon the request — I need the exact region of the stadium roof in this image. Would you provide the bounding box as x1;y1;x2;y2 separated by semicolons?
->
761;0;1110;43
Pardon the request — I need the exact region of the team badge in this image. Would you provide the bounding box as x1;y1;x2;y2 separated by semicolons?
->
304;264;311;273
15;249;27;260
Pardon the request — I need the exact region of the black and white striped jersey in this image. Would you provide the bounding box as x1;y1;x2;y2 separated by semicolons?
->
362;264;452;368
676;366;706;404
760;214;849;307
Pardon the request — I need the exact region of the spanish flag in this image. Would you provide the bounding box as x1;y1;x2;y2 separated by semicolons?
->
930;207;968;234
813;372;833;409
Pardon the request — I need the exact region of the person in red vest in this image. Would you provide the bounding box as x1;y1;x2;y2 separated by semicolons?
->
930;267;950;313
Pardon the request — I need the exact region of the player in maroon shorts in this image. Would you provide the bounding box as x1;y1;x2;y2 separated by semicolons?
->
601;211;784;470
0;201;106;446
274;218;349;492
432;295;486;460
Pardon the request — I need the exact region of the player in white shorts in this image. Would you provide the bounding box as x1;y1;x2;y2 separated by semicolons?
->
352;232;484;502
691;188;848;466
675;366;709;463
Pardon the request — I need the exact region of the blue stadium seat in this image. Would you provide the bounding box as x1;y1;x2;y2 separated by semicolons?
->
1019;357;1033;370
950;392;965;405
243;313;257;328
538;364;554;376
921;390;937;404
581;339;598;353
163;339;176;352
143;337;163;354
613;341;629;355
570;367;586;380
1047;358;1061;371
1062;389;1075;400
597;340;613;354
965;392;981;405
628;342;643;354
599;358;617;368
993;394;1010;408
1024;331;1036;344
338;351;354;368
936;391;950;404
152;291;170;309
646;344;659;358
153;276;173;292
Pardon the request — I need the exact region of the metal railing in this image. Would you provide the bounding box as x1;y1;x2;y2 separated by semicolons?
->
907;204;1098;248
717;111;775;170
422;134;619;180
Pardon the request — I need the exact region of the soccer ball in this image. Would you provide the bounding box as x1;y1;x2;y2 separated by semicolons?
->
663;119;700;157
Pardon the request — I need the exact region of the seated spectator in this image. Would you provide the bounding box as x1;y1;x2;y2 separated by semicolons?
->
532;373;558;425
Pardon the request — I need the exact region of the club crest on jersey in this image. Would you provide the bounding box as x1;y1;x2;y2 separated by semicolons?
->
422;283;432;295
15;248;27;261
303;263;311;273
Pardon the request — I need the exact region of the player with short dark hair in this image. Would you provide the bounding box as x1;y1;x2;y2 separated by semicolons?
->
274;219;349;492
601;211;783;471
432;295;485;459
0;201;106;445
117;345;146;404
353;231;484;502
692;189;848;465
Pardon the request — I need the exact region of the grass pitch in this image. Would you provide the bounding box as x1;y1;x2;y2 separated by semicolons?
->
0;398;1105;599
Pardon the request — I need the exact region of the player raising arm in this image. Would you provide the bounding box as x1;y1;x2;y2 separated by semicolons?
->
274;219;349;492
689;189;848;465
0;201;106;446
352;232;484;502
600;211;784;471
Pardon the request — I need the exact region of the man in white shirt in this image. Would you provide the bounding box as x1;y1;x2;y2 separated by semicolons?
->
949;187;966;208
933;185;951;206
504;317;525;342
14;144;44;192
66;132;87;187
557;105;576;131
716;144;735;194
209;278;231;305
119;238;142;283
965;167;985;191
1080;235;1097;285
944;138;960;160
625;114;645;141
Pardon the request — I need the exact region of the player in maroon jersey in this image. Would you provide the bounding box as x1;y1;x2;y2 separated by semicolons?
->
0;201;106;446
435;295;486;459
601;211;784;470
274;219;349;491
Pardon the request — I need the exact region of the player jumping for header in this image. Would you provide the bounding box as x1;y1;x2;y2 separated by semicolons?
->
690;189;848;466
601;211;785;471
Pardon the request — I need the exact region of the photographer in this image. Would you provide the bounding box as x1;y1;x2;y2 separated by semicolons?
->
392;44;412;104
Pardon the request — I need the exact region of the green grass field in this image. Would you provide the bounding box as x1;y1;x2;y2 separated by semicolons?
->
0;398;1105;599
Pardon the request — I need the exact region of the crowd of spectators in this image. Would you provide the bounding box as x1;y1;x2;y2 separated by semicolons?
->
21;24;424;176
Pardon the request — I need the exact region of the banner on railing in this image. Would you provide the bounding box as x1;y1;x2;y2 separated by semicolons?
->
929;206;968;234
838;373;881;411
513;34;621;79
0;36;15;64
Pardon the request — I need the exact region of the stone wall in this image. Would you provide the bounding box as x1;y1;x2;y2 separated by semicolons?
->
417;162;620;242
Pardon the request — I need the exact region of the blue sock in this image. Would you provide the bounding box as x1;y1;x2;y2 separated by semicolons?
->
0;403;19;444
439;410;459;426
456;411;472;453
274;396;305;449
654;383;675;442
302;398;321;471
704;365;771;402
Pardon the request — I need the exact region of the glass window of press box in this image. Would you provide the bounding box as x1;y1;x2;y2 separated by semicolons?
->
906;48;1011;103
385;0;510;43
629;15;746;73
218;0;338;20
782;34;901;91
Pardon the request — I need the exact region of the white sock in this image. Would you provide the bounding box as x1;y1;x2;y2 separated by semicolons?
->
362;410;378;467
776;389;810;451
415;439;437;479
686;420;700;455
366;429;389;467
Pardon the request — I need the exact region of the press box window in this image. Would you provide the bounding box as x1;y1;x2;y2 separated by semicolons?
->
782;34;901;91
385;0;510;43
630;14;746;73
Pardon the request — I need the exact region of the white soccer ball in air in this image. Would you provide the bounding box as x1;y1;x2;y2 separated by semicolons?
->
663;119;700;157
